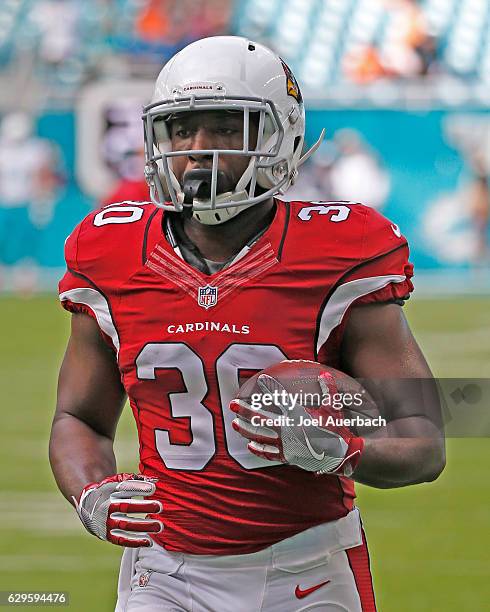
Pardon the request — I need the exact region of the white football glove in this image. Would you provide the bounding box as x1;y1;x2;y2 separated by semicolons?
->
73;473;163;547
230;373;364;476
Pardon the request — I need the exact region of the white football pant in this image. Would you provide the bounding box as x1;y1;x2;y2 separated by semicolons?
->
115;508;376;611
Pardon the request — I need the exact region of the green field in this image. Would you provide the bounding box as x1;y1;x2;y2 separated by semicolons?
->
0;296;489;611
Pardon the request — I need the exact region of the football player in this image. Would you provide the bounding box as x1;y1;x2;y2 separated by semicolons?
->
50;36;445;611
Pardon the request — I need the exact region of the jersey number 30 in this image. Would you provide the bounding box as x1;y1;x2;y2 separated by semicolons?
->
136;342;287;470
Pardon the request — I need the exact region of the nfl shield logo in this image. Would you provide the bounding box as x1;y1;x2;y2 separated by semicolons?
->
139;570;153;587
198;285;218;309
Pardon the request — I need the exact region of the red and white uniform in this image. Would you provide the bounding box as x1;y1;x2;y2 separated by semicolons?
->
59;199;412;558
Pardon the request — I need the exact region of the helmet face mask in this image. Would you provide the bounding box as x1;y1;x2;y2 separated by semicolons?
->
142;36;322;224
144;97;288;209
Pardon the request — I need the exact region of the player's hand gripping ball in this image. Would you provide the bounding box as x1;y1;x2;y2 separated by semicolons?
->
74;473;163;547
230;360;375;476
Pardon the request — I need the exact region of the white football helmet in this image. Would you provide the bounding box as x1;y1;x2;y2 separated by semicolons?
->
142;36;324;225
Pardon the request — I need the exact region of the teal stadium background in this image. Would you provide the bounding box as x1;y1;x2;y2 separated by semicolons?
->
3;108;489;276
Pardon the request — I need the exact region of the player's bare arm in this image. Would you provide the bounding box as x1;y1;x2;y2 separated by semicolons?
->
50;312;162;547
341;302;446;488
232;304;445;488
49;311;125;503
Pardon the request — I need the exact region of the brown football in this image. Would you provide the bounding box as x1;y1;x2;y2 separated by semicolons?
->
235;360;381;435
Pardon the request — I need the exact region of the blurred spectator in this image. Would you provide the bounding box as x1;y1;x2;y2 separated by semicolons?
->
136;0;178;46
284;142;337;201
99;100;149;207
412;34;438;77
424;115;490;266
386;0;427;47
133;0;232;58
102;101;144;179
467;151;490;265
344;0;439;84
28;0;81;67
191;0;233;39
285;132;390;210
0;112;64;266
329;130;391;210
344;46;389;85
381;0;437;78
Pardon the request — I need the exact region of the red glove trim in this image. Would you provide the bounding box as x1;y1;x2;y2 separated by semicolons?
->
333;437;365;476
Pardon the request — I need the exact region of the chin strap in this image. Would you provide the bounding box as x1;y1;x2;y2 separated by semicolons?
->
192;192;255;225
180;168;253;225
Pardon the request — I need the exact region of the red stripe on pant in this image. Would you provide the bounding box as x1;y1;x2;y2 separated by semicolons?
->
345;528;377;611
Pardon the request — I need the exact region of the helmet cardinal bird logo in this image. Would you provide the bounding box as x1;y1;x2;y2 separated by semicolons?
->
280;59;303;103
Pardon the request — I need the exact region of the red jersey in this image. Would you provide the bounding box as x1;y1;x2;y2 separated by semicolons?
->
59;199;413;554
